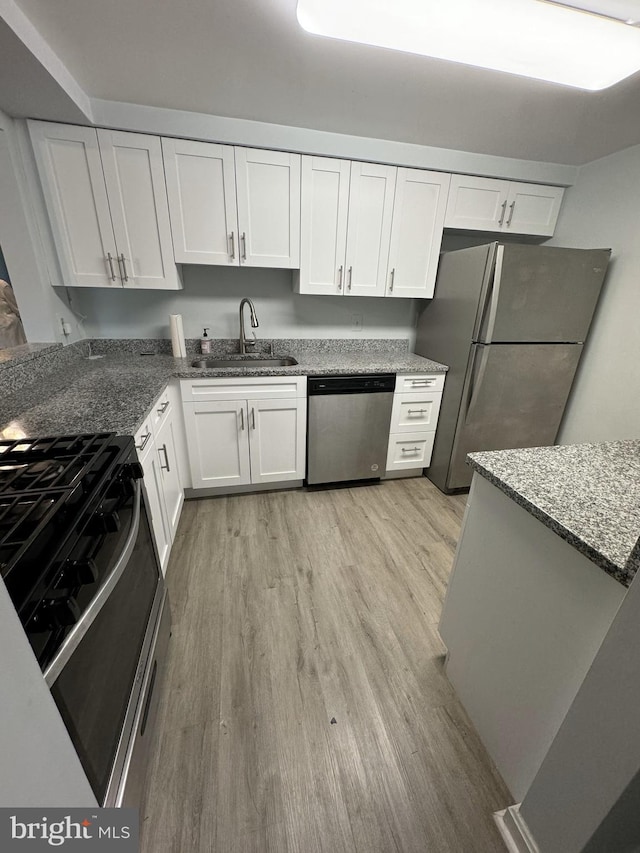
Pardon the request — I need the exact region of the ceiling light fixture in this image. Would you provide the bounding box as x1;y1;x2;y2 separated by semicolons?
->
296;0;640;91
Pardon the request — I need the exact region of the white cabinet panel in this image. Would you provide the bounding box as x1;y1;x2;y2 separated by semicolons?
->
504;183;565;237
235;147;301;268
28;121;119;288
386;168;450;299
395;373;445;394
248;398;306;483
386;431;436;471
98;130;180;290
298;156;350;295
162;138;238;265
345;162;396;297
154;414;184;542
184;400;251;489
445;175;509;231
136;420;171;574
390;391;442;433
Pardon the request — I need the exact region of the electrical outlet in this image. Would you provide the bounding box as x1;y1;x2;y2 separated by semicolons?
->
351;314;363;332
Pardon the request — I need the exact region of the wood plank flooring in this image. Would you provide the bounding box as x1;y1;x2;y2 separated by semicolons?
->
140;477;511;852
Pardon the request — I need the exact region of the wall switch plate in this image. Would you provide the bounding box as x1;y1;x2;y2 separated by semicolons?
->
351;314;363;332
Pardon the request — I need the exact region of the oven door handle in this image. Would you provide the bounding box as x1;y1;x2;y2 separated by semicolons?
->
44;480;143;687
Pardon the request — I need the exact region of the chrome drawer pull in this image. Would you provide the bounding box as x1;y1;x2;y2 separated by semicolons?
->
106;253;117;282
506;201;516;227
135;431;151;452
251;407;256;430
157;400;170;414
159;444;170;472
337;265;343;291
498;200;507;227
407;409;427;415
239;408;245;431
229;231;235;260
401;446;421;454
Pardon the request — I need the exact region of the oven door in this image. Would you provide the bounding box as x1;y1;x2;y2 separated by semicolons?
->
44;480;165;806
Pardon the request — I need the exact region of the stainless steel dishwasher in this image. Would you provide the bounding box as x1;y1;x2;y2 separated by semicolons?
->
307;374;395;485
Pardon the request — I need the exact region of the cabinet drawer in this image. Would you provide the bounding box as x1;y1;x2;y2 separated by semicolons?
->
150;386;172;434
134;417;154;458
181;375;307;401
395;373;445;394
390;391;442;433
386;431;435;471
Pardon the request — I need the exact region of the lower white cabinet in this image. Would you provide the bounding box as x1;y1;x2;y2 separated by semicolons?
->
182;377;307;491
386;373;445;475
135;382;186;572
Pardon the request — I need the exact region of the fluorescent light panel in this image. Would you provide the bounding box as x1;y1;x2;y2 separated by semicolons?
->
296;0;640;90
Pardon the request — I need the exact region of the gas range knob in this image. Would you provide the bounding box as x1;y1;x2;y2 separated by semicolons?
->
90;510;121;535
34;592;81;631
65;558;99;586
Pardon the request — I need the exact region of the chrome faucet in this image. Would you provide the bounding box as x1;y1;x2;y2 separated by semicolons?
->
239;298;259;354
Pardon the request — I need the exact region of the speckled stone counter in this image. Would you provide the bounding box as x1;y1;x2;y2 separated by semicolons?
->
468;442;640;586
0;339;447;443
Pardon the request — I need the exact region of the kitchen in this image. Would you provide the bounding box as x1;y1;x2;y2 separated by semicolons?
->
1;1;640;851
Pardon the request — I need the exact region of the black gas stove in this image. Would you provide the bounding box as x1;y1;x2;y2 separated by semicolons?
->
0;433;143;669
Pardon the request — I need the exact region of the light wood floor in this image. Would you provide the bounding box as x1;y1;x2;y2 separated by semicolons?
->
140;477;511;852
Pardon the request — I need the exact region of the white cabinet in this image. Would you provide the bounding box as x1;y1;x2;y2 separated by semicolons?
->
182;377;307;491
297;157;449;299
163;141;301;269
445;175;564;237
386;168;451;299
386;373;445;475
29;121;181;289
134;382;186;573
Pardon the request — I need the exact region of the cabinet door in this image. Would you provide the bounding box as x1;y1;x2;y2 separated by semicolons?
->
504;182;564;237
344;162;396;297
297;156;350;295
183;400;251;489
155;414;184;543
247;398;306;483
162;138;239;266
97;129;181;290
235;148;301;268
444;175;509;231
386;168;450;299
28;121;119;288
138;439;171;573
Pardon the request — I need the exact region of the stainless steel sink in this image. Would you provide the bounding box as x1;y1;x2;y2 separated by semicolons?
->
191;356;298;368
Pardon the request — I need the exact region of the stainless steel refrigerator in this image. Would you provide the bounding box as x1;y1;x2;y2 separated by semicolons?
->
415;242;610;493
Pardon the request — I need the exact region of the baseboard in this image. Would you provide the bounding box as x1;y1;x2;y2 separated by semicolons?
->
185;480;303;498
494;804;539;853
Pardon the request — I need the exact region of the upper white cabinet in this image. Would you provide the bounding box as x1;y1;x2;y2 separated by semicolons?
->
162;138;238;266
297;157;449;299
445;175;564;237
386;168;451;299
28;121;181;289
163;141;301;269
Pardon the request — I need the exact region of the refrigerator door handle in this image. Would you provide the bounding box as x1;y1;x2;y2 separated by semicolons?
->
465;346;492;420
482;244;506;344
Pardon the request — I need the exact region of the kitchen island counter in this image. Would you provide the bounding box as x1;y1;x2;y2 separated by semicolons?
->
468;441;640;587
0;342;447;439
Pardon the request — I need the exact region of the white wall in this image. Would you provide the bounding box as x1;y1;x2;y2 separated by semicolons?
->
72;265;418;342
551;144;640;444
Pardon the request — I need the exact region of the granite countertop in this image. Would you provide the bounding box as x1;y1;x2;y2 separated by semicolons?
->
468;442;640;587
0;346;447;441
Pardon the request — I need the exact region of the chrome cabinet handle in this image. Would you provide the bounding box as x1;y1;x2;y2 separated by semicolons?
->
118;254;129;282
347;265;353;291
106;253;117;282
389;268;395;293
239;407;245;431
159;444;170;472
135;430;151;452
498;200;507;227
251;407;256;429
506;201;516;227
401;446;421;454
337;265;343;291
407;408;427;414
157;400;170;415
241;232;247;260
411;380;433;387
229;231;235;260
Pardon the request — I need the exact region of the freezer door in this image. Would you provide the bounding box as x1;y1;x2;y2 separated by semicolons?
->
478;244;610;344
446;343;583;491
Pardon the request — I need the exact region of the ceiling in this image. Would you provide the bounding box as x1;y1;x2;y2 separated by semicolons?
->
6;0;640;166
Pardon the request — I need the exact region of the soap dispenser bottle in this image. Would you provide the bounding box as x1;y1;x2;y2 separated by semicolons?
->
200;328;211;354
